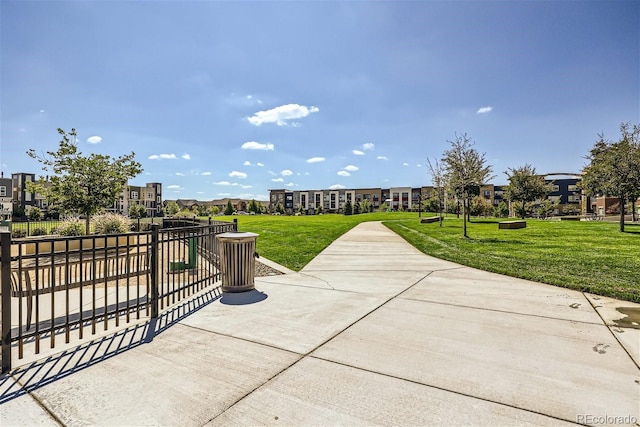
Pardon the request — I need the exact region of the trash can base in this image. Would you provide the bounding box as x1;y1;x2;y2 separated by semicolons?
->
222;283;255;293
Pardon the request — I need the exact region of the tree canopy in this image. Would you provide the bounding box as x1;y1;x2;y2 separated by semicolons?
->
27;128;143;234
582;122;640;232
504;164;552;219
441;133;494;237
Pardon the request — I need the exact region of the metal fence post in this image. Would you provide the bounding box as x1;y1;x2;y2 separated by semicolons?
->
1;231;12;373
233;218;238;231
150;224;159;319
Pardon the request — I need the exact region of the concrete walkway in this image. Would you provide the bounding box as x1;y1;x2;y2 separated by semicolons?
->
1;221;639;426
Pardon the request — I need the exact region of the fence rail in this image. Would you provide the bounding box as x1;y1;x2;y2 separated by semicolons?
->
1;219;237;373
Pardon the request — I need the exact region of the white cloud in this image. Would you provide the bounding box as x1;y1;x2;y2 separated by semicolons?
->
247;103;319;126
268;170;277;176
229;171;247;179
281;169;293;176
343;165;359;172
214;181;241;187
201;172;212;176
307;157;325;163
240;185;253;189
242;141;275;151
362;143;375;151
329;184;346;190
272;178;284;182
175;172;185;176
182;154;191;160
337;171;351;177
285;182;295;188
377;156;388;160
476;106;493;114
403;162;409;166
148;154;177;160
167;185;181;190
256;162;264;167
243;161;252;166
87;136;102;144
352;150;364;155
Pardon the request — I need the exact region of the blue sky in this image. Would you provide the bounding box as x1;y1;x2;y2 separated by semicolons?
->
1;1;638;201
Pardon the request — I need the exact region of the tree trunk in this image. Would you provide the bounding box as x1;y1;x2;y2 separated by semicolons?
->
85;216;91;235
462;199;468;238
521;201;526;219
619;196;626;232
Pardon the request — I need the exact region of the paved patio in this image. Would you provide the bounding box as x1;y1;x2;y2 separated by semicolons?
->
1;221;639;426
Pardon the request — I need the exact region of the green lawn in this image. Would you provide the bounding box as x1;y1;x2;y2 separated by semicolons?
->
218;213;640;303
385;218;640;303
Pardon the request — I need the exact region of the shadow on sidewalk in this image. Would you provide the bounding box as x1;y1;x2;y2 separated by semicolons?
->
0;287;223;405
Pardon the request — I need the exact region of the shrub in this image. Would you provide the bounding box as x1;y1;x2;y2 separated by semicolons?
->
31;227;48;236
92;213;132;235
55;217;85;236
11;229;27;239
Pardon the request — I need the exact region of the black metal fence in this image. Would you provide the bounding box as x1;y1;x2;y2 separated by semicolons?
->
1;220;237;373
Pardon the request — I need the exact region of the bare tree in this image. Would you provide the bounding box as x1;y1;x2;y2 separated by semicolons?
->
427;158;446;227
441;133;494;238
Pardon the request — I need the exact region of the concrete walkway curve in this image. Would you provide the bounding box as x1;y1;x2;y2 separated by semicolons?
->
1;221;639;426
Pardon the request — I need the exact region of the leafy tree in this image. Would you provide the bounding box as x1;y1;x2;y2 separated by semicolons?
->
224;200;235;216
360;199;371;213
504;164;551;219
536;199;558;219
209;205;220;216
470;196;492;217
27;128;142;234
129;203;146;219
441;133;494;238
274;202;285;215
493;201;509;218
353;201;361;215
195;205;209;217
343;200;353;215
379;202;389;212
27;206;43;221
316;205;323;215
165;200;180;216
582;122;640;232
248;199;261;214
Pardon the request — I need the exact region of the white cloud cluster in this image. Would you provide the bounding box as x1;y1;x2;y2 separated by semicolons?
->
201;172;212;176
343;165;359;172
242;141;274;151
182;154;191;160
229;171;247;179
214;181;252;189
281;169;293;176
307;157;325;163
329;184;346;190
352;150;364;155
87;136;102;144
377;156;388;161
337;171;350;177
247;103;319;126
477;106;493;114
148;154;177;160
362;143;375;151
244;161;265;167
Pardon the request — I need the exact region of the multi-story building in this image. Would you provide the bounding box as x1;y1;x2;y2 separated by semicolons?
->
11;173;37;215
0;173;13;220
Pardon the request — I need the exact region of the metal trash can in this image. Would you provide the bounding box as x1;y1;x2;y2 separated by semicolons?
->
216;232;258;292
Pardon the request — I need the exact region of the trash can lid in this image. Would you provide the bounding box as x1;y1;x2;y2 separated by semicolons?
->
217;231;259;240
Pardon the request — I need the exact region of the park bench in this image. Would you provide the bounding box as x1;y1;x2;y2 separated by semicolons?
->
498;220;526;229
10;250;150;330
420;217;440;224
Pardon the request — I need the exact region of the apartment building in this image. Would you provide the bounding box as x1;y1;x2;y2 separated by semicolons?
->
0;174;13;219
122;182;163;217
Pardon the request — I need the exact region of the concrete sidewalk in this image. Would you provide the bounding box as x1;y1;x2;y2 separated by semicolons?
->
1;221;639;426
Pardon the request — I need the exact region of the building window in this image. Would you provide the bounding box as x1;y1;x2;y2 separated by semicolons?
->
568;185;578;192
131;191;139;199
0;186;5;197
550;185;560;192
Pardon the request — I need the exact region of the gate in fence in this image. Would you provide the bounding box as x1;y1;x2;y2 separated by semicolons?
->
1;220;237;373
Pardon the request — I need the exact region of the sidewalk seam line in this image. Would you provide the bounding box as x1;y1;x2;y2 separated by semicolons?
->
308;355;586;426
